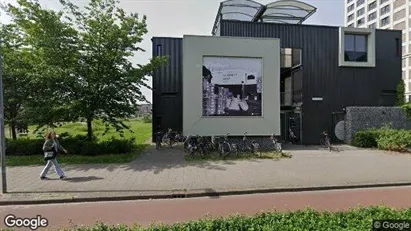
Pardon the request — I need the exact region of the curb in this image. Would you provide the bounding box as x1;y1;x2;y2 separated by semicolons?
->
1;182;411;206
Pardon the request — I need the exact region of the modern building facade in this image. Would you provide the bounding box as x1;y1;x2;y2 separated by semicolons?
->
153;0;402;145
344;0;411;101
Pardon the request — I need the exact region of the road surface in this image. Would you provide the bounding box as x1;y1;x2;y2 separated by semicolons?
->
1;186;411;230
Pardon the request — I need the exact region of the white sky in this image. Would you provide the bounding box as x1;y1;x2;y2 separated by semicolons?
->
0;0;345;103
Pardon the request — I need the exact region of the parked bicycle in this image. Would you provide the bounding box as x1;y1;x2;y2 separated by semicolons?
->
161;128;174;148
320;131;332;152
155;131;163;150
241;132;259;155
289;128;299;144
270;133;282;153
184;135;198;156
218;133;238;157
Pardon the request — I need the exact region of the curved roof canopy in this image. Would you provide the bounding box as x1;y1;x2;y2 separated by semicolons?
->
212;0;317;35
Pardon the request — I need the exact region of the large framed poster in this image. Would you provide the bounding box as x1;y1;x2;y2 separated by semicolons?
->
202;56;262;117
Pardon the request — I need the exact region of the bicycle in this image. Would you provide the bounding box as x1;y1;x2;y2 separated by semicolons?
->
218;133;237;157
241;132;260;156
270;133;282;153
162;128;174;148
320;131;332;152
155;131;163;150
184;135;198;156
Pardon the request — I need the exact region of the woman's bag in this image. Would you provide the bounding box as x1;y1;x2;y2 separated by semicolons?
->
44;151;55;160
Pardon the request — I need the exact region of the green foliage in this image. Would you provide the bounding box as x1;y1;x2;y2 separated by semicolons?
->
4;0;168;140
353;130;381;148
397;79;405;106
0;23;34;139
376;127;411;152
142;114;152;123
402;103;411;120
58;207;411;231
5;135;136;156
353;126;411;152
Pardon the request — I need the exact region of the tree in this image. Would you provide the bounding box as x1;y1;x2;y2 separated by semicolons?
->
397;79;405;106
0;24;33;139
4;0;80;130
6;0;167;140
59;0;167;140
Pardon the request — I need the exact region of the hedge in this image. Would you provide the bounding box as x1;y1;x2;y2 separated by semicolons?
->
353;130;381;148
5;135;136;156
353;127;411;152
54;207;411;231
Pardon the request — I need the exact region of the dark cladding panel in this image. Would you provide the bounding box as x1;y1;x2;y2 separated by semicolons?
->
151;37;183;140
220;20;401;144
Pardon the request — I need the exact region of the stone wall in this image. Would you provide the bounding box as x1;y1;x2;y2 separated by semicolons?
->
344;107;411;144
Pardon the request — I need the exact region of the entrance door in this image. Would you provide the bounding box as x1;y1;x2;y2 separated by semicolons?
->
331;112;345;144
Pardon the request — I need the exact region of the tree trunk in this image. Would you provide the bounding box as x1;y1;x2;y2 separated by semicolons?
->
11;122;17;140
87;118;93;141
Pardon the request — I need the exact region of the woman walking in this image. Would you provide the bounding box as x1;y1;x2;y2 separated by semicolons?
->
40;130;68;180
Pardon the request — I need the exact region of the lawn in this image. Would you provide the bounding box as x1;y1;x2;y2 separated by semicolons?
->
6;119;152;166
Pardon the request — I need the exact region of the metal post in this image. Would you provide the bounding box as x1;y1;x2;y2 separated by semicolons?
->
0;39;7;193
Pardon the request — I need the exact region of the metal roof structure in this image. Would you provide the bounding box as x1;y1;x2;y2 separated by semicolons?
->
212;0;317;35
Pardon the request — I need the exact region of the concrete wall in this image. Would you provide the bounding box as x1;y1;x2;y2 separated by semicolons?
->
344;106;411;144
182;35;281;136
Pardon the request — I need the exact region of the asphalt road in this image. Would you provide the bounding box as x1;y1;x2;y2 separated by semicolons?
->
1;186;411;230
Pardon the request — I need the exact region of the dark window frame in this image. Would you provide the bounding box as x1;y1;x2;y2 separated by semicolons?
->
368;1;376;10
344;34;368;62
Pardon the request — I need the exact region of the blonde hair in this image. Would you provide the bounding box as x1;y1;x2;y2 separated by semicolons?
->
45;130;56;140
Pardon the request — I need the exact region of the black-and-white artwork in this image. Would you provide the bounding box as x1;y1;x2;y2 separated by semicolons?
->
202;56;263;117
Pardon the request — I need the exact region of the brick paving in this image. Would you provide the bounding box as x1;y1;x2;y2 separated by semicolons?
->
2;145;411;201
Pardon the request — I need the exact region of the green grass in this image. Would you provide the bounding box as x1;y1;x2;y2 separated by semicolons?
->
24;119;152;144
185;150;292;161
6;119;152;166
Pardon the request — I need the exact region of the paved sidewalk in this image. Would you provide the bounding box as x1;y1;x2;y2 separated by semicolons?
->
2;145;411;202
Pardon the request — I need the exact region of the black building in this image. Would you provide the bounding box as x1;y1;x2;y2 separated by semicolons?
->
152;0;402;145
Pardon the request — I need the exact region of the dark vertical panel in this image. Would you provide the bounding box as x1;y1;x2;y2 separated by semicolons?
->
151;37;183;140
220;20;402;144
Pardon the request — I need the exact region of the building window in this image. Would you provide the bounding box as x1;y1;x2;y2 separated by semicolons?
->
348;4;355;12
348;23;354;27
339;27;376;67
348;0;353;3
394;9;406;22
368;1;377;11
357;18;365;26
381;16;390;27
348;13;354;22
394;0;405;8
368;23;377;28
368;12;377;21
380;0;389;4
344;34;368;62
380;5;390;15
357;0;365;7
394;22;406;31
357;8;365;17
403;59;406;68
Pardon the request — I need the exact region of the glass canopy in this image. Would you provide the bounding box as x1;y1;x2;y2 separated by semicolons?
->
212;0;317;35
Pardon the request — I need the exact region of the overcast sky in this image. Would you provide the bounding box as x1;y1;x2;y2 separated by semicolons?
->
1;0;344;103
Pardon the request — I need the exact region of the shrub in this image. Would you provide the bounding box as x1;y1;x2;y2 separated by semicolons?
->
353;127;411;152
5;136;136;156
64;207;411;231
353;130;380;148
376;128;411;152
142;114;152;123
